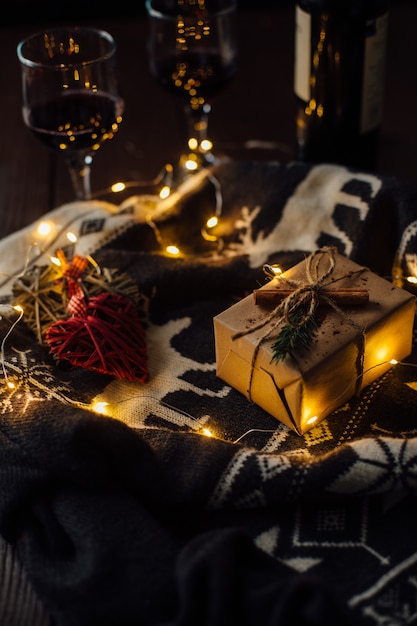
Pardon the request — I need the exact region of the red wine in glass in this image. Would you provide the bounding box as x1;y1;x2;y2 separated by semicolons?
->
24;90;124;156
152;52;237;101
23;90;123;154
17;27;124;200
146;0;238;178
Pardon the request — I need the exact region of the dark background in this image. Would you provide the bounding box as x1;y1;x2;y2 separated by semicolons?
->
7;0;293;26
6;0;414;27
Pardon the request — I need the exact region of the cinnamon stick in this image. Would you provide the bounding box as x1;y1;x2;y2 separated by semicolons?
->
253;288;369;307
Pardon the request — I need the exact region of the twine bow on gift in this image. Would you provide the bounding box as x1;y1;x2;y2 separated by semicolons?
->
232;246;367;401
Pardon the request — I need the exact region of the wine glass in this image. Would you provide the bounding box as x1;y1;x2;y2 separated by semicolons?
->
17;27;125;201
146;0;238;182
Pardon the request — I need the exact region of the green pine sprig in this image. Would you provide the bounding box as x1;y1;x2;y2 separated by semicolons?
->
270;306;318;363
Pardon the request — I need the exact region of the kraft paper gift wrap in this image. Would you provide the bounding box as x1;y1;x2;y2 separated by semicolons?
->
214;248;416;435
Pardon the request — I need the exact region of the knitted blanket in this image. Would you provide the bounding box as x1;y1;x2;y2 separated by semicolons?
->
0;160;417;626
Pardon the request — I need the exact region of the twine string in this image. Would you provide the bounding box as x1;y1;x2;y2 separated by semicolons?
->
232;247;366;402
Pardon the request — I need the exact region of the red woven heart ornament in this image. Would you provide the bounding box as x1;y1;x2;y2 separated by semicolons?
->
45;291;149;382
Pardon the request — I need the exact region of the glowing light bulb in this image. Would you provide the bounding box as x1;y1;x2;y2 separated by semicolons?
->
37;221;52;237
92;401;109;415
111;182;126;193
6;381;15;390
200;139;213;152
165;245;180;256
202;427;213;437
66;231;77;243
159;185;171;200
188;137;198;150
50;256;61;267
185;159;198;171
306;415;318;426
206;216;218;229
13;305;23;313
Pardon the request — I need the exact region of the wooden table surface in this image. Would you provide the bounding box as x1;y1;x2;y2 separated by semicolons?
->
1;2;417;239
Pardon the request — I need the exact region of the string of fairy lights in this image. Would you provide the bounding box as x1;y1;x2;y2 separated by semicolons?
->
78;355;417;443
104;163;224;256
0;166;416;443
0;296;415;443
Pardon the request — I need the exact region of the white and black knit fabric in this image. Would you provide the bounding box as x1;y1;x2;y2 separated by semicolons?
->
0;160;416;626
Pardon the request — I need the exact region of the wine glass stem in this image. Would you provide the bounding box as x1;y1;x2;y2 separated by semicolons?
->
67;155;92;200
182;102;216;167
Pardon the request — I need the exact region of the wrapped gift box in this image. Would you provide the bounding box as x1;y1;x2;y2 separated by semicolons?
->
214;248;416;435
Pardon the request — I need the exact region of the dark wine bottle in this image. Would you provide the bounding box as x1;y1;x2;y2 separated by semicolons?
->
294;0;389;170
